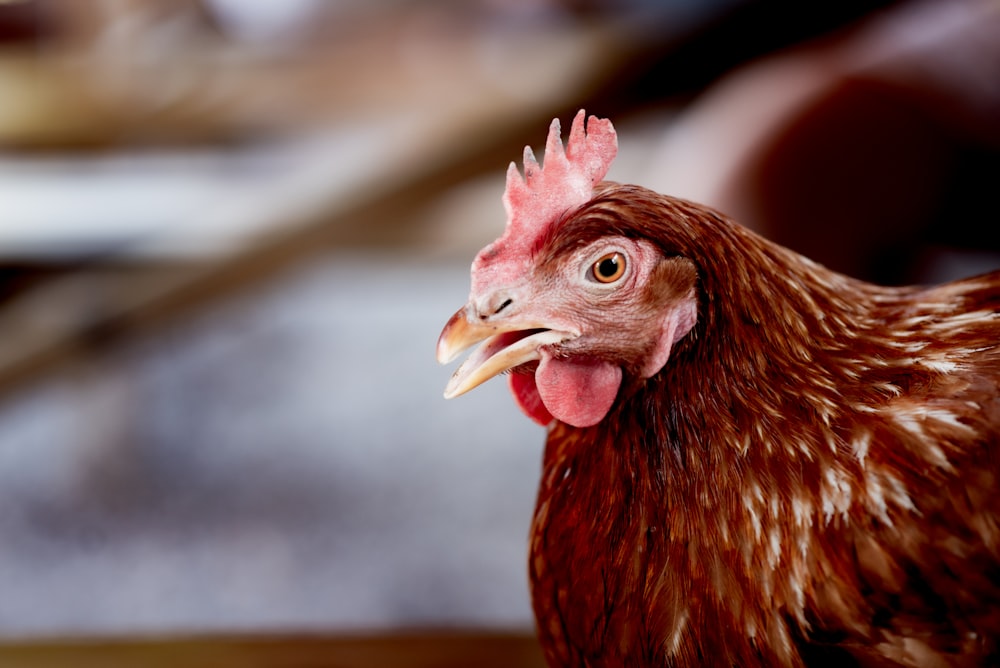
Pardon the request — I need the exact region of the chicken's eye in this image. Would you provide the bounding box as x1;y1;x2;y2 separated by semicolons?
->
590;252;626;284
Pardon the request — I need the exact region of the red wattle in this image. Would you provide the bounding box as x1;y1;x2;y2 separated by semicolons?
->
510;372;554;427
508;356;622;428
536;356;621;428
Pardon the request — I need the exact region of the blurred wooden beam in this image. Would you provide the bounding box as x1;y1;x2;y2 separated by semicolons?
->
0;8;625;149
0;631;546;668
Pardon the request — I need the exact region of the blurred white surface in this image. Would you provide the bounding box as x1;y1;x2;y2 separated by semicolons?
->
0;118;454;261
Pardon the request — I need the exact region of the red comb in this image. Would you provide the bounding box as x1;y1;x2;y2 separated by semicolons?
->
471;110;618;293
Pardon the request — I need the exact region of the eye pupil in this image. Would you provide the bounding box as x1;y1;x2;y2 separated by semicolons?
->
591;252;626;283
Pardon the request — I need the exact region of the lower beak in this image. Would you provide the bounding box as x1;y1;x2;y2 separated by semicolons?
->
436;305;572;398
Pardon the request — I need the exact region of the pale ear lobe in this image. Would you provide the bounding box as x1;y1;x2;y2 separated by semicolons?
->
639;294;698;379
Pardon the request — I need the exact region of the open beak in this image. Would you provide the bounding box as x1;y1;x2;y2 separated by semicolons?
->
436;305;574;399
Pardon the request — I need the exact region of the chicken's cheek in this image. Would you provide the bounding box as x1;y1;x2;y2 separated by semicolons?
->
535;355;622;428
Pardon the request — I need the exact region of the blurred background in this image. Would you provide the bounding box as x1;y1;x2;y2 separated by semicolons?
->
0;0;997;665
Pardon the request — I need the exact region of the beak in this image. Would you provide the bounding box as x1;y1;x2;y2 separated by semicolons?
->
436;305;574;399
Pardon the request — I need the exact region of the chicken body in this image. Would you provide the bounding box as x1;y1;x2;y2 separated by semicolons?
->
526;189;1000;667
437;114;1000;667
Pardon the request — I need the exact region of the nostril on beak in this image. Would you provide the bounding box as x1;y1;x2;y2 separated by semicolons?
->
474;295;514;320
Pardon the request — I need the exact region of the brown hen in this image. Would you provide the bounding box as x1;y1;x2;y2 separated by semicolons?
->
437;111;1000;667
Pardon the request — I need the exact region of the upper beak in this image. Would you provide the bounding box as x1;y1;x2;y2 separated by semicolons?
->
436;305;574;399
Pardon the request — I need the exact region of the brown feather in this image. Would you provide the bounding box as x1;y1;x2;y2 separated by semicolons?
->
528;184;1000;667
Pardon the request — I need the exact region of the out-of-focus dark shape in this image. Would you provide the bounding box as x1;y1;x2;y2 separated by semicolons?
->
588;0;904;111
0;0;50;43
649;0;1000;284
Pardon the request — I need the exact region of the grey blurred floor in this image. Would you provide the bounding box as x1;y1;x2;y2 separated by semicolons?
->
0;251;544;637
